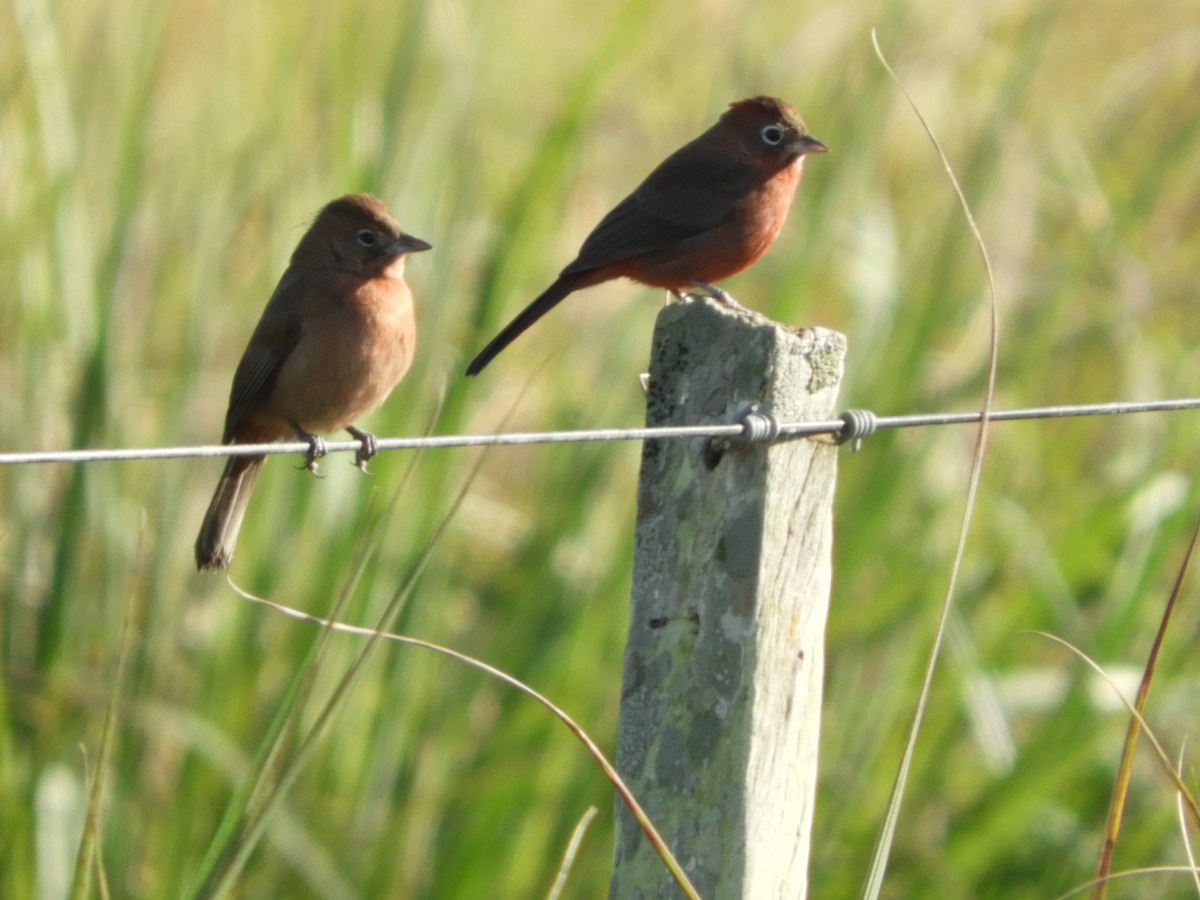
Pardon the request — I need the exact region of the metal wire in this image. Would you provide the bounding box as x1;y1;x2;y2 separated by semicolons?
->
1;396;1198;466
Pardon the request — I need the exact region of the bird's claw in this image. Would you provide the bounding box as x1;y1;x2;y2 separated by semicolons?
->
292;424;327;477
690;280;746;310
347;425;378;474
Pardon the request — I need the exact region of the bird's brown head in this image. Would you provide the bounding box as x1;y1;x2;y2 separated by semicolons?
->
295;193;432;275
718;96;827;173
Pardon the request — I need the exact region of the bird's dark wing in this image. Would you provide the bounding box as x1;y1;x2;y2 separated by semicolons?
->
562;142;757;277
221;269;306;441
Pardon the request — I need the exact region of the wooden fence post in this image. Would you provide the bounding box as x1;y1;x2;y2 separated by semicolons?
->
610;297;845;899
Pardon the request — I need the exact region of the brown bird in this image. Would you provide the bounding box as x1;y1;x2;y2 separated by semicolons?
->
194;194;431;571
465;95;826;376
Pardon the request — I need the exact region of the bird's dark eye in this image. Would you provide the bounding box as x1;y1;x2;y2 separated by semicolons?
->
356;229;378;246
760;125;784;146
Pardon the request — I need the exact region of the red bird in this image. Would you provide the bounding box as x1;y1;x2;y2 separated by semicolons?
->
195;194;431;571
465;96;826;376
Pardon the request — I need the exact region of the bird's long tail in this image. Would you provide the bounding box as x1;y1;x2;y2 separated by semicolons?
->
464;275;580;376
194;455;264;571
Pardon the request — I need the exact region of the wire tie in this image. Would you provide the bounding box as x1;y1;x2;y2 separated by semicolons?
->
836;408;877;450
735;409;781;445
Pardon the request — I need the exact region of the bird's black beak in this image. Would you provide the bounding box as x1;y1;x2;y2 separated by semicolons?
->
394;233;433;254
791;135;828;156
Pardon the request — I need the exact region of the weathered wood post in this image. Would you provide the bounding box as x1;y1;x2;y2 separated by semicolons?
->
611;297;845;899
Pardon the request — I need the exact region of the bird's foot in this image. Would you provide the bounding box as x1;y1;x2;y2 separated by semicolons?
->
347;425;378;474
690;280;746;311
292;423;327;476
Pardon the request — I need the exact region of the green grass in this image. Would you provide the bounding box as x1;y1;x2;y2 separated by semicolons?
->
3;0;1200;896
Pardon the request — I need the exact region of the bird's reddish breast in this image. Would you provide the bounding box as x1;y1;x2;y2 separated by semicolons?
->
620;156;804;289
267;273;415;432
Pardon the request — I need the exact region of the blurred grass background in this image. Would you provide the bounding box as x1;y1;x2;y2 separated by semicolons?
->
2;0;1199;896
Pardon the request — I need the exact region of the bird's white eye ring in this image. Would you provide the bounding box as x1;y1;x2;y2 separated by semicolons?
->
760;125;784;146
356;229;378;246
